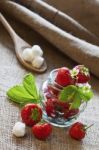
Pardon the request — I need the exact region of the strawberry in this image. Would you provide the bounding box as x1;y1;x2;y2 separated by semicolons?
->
69;122;93;140
45;99;56;117
55;67;73;87
45;98;71;117
48;85;60;97
47;99;79;119
64;109;79;119
72;65;90;83
21;104;42;126
44;85;59;99
32;122;52;140
69;122;86;140
53;100;70;112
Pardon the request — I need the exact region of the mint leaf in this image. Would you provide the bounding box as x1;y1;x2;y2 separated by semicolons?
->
70;93;81;109
23;74;39;99
59;84;93;109
7;85;36;104
7;74;41;105
59;85;77;101
78;86;93;102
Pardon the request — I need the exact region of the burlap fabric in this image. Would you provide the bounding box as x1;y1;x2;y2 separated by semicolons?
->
0;1;99;150
1;0;99;77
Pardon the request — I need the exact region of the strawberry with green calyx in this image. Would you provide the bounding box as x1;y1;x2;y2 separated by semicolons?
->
21;103;42;126
55;67;73;87
32;122;52;140
71;65;90;83
69;122;94;140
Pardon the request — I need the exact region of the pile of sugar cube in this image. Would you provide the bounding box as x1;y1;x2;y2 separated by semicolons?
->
22;45;44;68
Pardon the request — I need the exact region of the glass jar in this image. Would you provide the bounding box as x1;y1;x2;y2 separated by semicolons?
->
41;69;87;127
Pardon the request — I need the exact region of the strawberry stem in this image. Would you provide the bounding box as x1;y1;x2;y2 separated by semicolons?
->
84;123;94;131
40;120;46;124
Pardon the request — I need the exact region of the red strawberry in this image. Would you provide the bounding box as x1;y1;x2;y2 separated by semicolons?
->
72;65;90;83
69;122;94;140
45;99;56;117
53;100;70;112
45;98;71;117
21;104;42;126
69;122;93;140
69;122;86;140
55;67;73;87
64;109;79;119
32;122;52;140
48;85;60;97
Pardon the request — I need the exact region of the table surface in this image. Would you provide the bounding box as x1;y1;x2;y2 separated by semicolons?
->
0;16;99;150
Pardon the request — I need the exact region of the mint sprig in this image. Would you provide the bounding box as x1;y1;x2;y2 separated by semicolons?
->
59;85;93;109
7;73;40;105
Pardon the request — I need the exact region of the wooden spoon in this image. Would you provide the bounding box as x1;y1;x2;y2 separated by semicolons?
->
0;13;47;73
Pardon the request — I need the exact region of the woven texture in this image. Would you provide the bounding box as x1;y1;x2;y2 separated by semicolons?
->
0;15;99;150
1;0;99;149
1;0;99;78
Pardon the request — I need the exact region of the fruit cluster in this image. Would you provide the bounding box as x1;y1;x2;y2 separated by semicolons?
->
45;98;79;119
14;103;92;141
11;65;92;140
43;65;90;120
12;65;93;141
20;103;52;140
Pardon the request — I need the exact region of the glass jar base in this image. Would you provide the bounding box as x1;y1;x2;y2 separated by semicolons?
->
42;113;77;128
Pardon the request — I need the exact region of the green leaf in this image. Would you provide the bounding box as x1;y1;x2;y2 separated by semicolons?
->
23;74;39;99
7;85;37;104
78;86;93;102
70;93;81;109
6;74;41;105
59;85;77;101
59;84;93;109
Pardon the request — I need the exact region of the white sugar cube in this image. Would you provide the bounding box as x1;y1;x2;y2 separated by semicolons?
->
22;48;34;62
32;56;44;68
12;122;26;137
32;45;43;57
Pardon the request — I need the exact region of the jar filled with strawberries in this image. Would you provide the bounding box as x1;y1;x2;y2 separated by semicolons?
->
41;65;93;127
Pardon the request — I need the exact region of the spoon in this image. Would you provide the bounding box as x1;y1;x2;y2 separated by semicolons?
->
0;13;47;73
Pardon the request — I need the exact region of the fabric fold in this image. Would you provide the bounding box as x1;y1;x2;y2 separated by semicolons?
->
14;0;99;46
0;0;99;78
45;0;99;38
